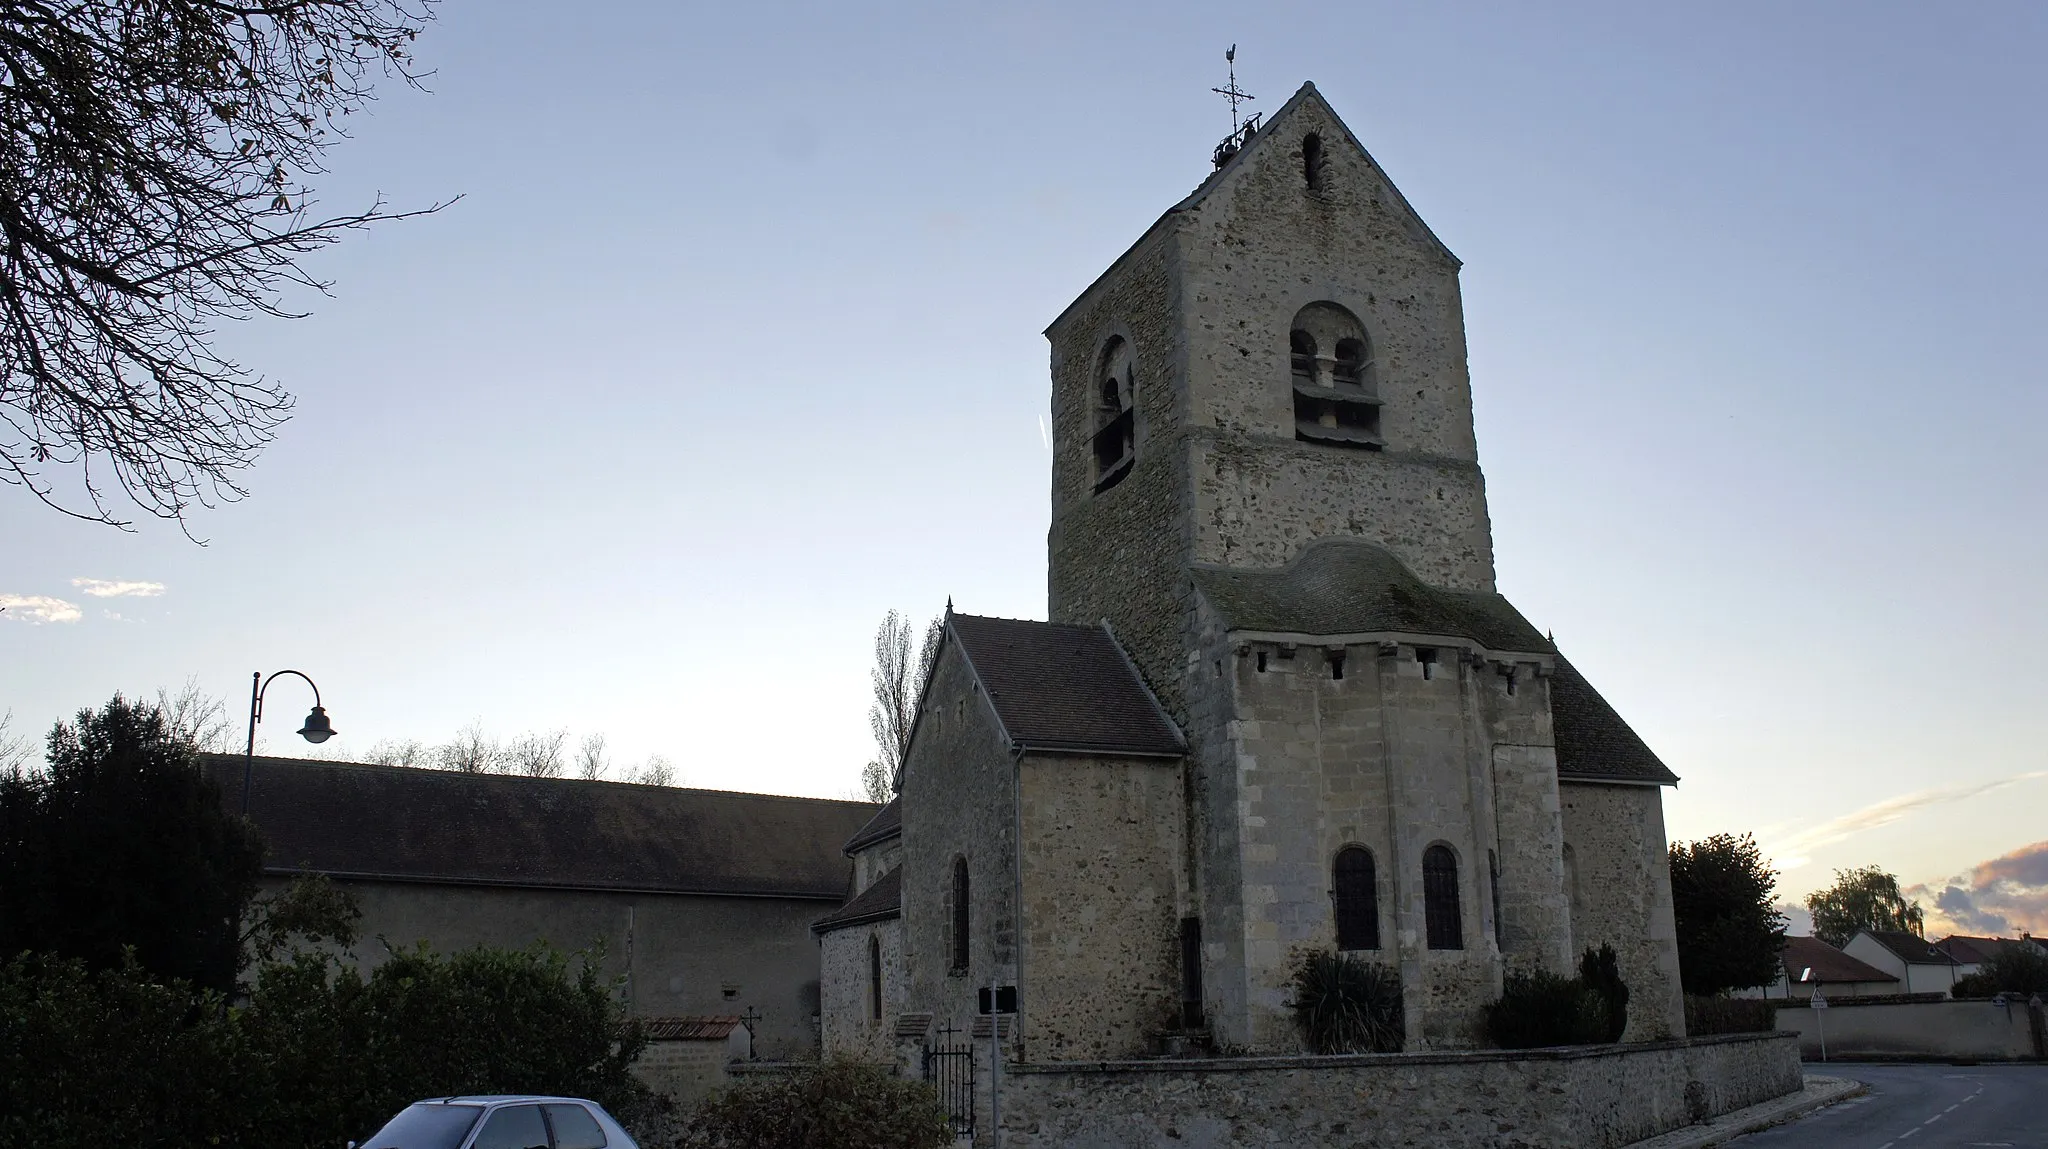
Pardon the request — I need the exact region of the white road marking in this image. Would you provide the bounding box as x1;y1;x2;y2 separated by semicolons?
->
1924;1113;1944;1125
1945;1103;1960;1112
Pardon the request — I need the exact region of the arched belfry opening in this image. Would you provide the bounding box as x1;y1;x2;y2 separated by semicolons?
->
1092;336;1135;493
1289;302;1382;449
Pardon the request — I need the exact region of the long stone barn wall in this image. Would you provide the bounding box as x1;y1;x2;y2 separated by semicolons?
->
983;1032;1801;1149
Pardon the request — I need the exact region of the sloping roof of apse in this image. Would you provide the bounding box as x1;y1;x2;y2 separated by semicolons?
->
1190;540;1677;786
812;865;902;934
1549;654;1680;787
1190;540;1549;652
947;613;1186;757
202;755;872;900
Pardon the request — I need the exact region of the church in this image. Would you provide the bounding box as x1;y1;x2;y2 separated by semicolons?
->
816;82;1690;1062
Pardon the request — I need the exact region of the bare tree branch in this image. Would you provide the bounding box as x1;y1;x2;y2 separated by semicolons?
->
0;0;446;533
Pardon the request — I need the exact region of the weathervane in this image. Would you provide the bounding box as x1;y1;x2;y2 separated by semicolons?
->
1210;45;1261;168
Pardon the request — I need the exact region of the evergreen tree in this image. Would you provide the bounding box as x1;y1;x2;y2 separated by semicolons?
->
0;695;263;992
1806;864;1925;948
1669;833;1787;995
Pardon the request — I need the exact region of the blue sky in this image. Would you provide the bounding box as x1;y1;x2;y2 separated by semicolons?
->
3;1;2044;931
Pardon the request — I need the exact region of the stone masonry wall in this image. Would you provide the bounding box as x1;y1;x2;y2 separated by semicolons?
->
1560;782;1686;1040
992;1032;1803;1149
1218;636;1564;1050
818;918;902;1063
1046;225;1195;718
327;879;829;1059
1177;93;1496;593
899;635;1020;1051
1016;753;1186;1061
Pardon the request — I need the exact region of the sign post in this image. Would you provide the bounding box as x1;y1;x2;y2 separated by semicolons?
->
980;982;1017;1148
1810;989;1828;1062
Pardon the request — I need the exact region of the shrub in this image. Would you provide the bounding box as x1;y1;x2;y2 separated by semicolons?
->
1285;949;1405;1054
0;942;650;1149
1486;969;1607;1048
1684;994;1775;1035
670;1058;953;1149
1950;944;2048;998
1579;944;1630;1043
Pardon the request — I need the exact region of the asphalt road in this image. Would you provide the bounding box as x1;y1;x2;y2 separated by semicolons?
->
1728;1064;2045;1148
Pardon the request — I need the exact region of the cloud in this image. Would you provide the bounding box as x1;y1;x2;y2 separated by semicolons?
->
1765;772;2048;871
1909;839;2048;938
70;578;165;598
0;594;82;624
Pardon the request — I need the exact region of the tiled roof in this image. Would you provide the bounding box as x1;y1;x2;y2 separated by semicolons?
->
1859;929;1955;965
1550;655;1680;786
643;1016;742;1041
203;755;872;900
1190;540;1548;652
1782;936;1897;986
948;614;1185;757
1936;935;2009;965
843;797;901;854
813;865;901;934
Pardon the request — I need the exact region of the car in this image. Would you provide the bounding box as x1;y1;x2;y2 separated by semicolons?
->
353;1095;640;1149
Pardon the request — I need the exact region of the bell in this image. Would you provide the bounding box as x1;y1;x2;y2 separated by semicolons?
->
297;706;336;744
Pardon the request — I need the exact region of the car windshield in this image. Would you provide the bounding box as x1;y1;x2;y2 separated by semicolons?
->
362;1102;486;1149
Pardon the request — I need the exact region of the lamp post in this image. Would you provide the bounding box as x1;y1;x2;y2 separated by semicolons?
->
242;670;336;817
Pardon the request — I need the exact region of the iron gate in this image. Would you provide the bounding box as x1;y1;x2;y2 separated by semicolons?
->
922;1025;975;1137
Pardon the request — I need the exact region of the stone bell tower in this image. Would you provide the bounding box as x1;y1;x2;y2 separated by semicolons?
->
1043;84;1595;1050
1046;81;1498;710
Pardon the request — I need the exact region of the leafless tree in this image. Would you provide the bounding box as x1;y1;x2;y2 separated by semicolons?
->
364;737;430;768
0;0;448;532
156;677;234;751
0;709;36;773
628;753;676;788
505;729;567;778
575;733;609;780
863;609;943;802
437;721;498;773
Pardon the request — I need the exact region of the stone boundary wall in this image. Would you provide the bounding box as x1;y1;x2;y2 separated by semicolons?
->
1775;998;2045;1062
987;1032;1801;1148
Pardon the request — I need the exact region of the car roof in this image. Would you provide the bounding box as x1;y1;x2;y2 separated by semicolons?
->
417;1096;600;1106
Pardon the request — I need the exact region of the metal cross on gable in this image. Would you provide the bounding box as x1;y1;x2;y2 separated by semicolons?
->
1212;44;1256;132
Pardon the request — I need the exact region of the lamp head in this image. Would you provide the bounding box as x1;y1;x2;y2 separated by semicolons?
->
297;706;336;744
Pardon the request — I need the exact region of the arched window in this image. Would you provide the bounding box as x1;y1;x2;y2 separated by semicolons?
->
1092;337;1135;493
1423;844;1463;951
950;857;971;972
1302;133;1326;191
1289;303;1382;450
1332;846;1379;951
868;933;884;1021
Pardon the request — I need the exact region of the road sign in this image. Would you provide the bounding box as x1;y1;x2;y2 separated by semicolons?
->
979;985;1018;1015
1810;991;1829;1009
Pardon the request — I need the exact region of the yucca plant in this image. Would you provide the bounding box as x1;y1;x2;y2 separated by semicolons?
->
1285;949;1405;1054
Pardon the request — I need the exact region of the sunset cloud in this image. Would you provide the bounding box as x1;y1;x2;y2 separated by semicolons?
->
1766;771;2048;871
70;578;165;598
0;594;83;624
1910;839;2048;938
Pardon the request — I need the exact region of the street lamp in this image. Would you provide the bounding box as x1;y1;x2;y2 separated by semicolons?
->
242;669;336;817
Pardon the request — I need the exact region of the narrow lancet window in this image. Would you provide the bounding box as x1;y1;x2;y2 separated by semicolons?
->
1333;846;1380;951
868;933;884;1021
1303;132;1326;191
1423;844;1463;950
950;857;971;972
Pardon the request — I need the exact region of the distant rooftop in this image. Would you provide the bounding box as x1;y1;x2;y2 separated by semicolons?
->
203;755;873;901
